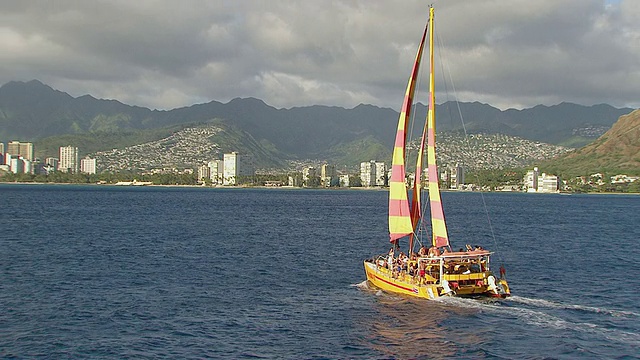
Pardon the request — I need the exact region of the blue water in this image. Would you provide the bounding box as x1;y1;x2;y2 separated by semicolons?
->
1;184;638;359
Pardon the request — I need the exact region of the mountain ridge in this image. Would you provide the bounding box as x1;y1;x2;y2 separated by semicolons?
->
0;80;636;172
542;108;640;176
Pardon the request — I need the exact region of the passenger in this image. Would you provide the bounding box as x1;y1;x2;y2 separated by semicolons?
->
408;262;416;278
466;244;473;251
418;262;426;284
418;245;427;257
428;246;441;257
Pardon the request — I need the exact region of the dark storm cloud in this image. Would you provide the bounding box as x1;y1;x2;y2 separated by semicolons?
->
0;0;637;110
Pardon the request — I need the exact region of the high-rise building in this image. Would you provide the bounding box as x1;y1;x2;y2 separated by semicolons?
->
59;146;79;173
360;161;376;187
303;167;316;181
10;157;24;174
7;141;20;157
19;142;34;161
5;141;34;161
208;160;223;184
45;157;59;169
321;164;336;187
197;164;211;181
450;163;465;189
80;157;97;174
374;162;386;186
222;152;254;185
339;174;350;187
525;167;559;193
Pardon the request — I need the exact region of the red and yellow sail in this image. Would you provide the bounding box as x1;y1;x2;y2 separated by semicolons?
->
388;16;429;242
425;7;449;248
390;7;449;249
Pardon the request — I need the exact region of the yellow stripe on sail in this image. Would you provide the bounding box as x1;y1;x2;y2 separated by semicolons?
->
389;215;414;233
388;14;429;242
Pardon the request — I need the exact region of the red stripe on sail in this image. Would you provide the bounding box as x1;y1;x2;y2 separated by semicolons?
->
429;200;445;220
428;164;438;181
428;128;435;145
389;200;411;217
390;165;405;182
394;130;406;147
434;236;448;248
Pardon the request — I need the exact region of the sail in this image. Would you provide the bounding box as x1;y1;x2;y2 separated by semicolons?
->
409;103;428;252
425;7;450;248
388;20;429;243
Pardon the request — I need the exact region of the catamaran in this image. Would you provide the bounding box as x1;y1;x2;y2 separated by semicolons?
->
363;6;510;300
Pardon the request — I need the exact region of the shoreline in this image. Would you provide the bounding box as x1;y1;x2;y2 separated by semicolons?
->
1;181;638;194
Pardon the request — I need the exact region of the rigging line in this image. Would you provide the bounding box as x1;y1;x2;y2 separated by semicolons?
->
436;22;503;264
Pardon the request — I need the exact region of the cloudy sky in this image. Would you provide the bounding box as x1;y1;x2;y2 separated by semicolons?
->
1;0;638;111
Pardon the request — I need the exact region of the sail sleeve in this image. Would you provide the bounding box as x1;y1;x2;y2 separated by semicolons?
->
426;7;449;248
389;19;429;243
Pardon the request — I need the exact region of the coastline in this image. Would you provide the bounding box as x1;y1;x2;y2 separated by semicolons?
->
1;181;638;194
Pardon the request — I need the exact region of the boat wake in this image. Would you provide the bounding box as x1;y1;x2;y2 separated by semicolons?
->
508;295;640;317
436;294;640;346
351;280;370;290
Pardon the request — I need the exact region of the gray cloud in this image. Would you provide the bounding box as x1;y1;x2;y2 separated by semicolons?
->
0;0;638;111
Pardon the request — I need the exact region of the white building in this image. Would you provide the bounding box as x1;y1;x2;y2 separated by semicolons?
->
525;167;559;193
450;164;465;189
80;157;97;174
208;160;223;184
375;162;386;186
360;161;375;187
10;157;23;174
303;167;316;181
321;164;336;187
197;164;211;182
223;152;254;185
59;146;79;173
288;174;303;187
339;174;350;187
360;161;386;187
5;141;34;161
45;157;59;168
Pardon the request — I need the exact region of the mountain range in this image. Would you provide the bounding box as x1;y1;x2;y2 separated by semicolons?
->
0;80;636;171
542;108;640;177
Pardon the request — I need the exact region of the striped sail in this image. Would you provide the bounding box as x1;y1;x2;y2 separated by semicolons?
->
425;7;450;248
409;101;428;252
388;20;429;243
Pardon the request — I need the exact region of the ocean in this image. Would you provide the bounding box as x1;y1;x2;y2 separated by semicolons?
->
1;184;638;359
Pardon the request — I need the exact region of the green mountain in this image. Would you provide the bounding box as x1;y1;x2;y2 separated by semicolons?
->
0;80;634;169
542;109;640;177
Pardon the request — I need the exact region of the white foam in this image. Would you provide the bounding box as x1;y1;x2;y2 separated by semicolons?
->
508;295;640;318
351;280;370;289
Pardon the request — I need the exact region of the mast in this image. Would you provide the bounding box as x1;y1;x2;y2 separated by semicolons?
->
426;6;450;248
388;14;429;243
408;11;434;254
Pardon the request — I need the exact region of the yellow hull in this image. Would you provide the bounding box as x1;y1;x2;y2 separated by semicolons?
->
363;260;510;300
